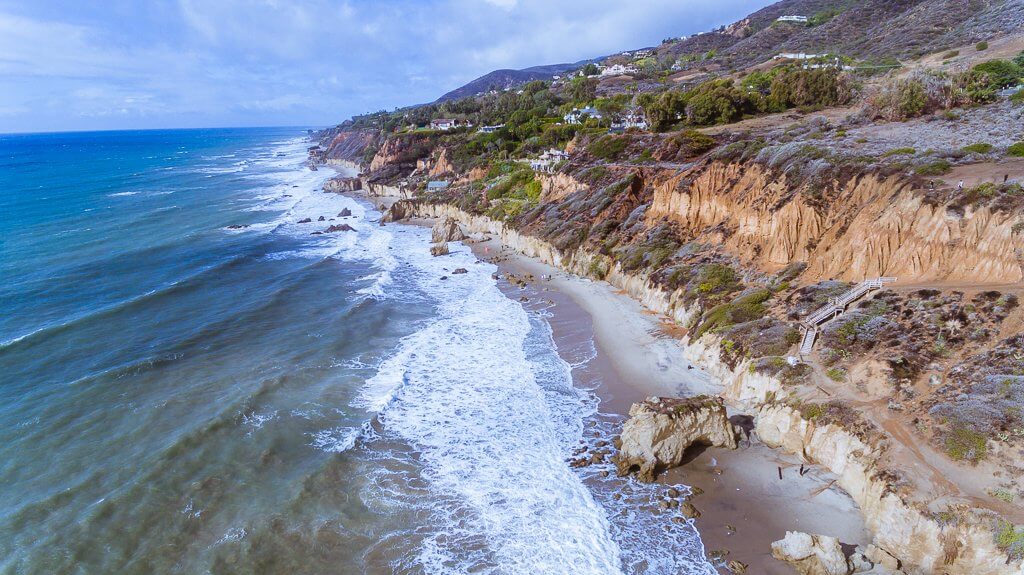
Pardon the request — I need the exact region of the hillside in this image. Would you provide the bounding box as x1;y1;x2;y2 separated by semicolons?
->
311;0;1024;573
435;60;598;102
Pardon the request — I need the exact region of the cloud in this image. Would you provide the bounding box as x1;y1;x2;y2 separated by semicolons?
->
0;0;771;132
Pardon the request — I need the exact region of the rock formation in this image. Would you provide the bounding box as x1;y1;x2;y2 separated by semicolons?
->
771;532;852;575
430;242;450;257
324;224;355;233
431;217;467;243
614;396;737;482
323;177;362;193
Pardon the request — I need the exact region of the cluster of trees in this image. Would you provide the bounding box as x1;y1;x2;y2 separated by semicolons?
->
638;66;851;131
866;54;1024;120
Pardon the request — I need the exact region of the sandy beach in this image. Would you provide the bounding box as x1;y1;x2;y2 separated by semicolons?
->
360;189;871;574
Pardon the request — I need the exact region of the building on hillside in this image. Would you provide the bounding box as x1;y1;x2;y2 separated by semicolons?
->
530;149;570;173
774;52;827;61
564;107;603;125
427;180;450;191
776;15;808;23
610;111;649;133
430;119;459;131
478;124;505;134
600;64;638;77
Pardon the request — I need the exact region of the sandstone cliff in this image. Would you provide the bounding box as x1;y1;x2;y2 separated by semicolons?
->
647;161;1024;283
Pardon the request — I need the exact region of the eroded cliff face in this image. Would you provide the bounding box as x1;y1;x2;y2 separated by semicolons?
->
647;161;1024;283
382;201;1022;575
320;128;377;164
539;172;588;203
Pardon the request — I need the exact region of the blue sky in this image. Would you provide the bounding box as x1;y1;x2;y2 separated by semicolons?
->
0;0;768;133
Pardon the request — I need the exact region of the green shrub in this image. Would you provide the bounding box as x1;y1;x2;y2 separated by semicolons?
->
588;135;629;160
972;59;1024;89
883;147;916;157
945;425;988;462
826;367;847;382
1008;142;1024;157
962;182;998;204
943;50;960;59
808;9;840;26
1011;90;1024;106
991;488;1015;503
995;521;1024;561
695;289;772;338
672;130;717;157
696;264;739;296
914;160;952;176
523;180;542;202
800;402;827;420
976;41;989;51
962;143;994;154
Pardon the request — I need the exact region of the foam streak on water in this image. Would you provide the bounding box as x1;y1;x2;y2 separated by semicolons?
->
356;230;623;573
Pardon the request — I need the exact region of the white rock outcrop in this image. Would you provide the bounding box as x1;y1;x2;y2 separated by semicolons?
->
614;395;737;482
431;217;467;243
771;532;851;575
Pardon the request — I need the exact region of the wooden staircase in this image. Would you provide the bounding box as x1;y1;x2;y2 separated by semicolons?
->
798;277;896;356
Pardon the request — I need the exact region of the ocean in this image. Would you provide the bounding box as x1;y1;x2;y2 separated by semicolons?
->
0;128;716;575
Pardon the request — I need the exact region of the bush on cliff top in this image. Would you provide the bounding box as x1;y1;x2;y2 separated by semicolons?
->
944;424;988;463
694;289;772;338
588;135;629;160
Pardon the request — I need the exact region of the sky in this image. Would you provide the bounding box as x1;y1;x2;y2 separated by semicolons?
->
0;0;770;133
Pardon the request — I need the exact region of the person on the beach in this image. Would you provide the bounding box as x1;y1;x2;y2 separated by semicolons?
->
958;180;964;191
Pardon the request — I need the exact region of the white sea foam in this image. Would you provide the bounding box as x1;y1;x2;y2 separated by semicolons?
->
353;224;626;574
107;191;140;197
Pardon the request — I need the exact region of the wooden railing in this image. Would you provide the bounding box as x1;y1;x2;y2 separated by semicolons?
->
798;277;896;356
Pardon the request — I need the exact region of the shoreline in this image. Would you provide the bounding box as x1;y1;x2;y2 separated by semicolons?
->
349;185;870;574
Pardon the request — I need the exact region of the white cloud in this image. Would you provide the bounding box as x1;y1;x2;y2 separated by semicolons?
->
0;0;771;132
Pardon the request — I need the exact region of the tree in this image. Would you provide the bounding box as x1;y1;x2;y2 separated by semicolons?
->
685;79;753;125
581;63;600;77
972;60;1024;89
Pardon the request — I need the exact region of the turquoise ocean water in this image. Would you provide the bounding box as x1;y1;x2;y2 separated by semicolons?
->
0;128;714;575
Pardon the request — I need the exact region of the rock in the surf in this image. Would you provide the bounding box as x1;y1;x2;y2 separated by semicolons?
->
431;217;466;243
430;242;449;257
770;532;851;575
323;176;362;193
614;396;737;482
324;224;355;233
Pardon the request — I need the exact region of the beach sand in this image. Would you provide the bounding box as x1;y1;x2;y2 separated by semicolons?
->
362;191;871;574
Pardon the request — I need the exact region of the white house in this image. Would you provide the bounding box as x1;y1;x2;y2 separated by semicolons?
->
430;119;459;131
427;180;450;191
600;64;638;77
530;149;570;172
564;107;603;124
776;15;809;23
611;111;649;132
478;124;505;134
774;52;828;60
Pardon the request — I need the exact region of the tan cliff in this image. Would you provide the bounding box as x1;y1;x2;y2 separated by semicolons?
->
647;161;1024;283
